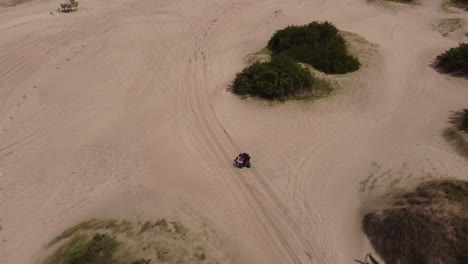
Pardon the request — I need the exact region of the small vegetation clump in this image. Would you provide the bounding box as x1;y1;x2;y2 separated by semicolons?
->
42;218;229;264
363;179;468;264
435;43;468;76
462;109;468;131
233;56;312;99
443;127;468;158
432;18;465;36
444;109;468;158
64;233;118;264
267;22;360;74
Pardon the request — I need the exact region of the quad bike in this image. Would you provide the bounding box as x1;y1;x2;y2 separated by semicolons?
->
234;153;251;168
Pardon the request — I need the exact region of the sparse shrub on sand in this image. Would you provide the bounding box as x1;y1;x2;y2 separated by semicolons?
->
363;179;468;264
42;218;229;264
435;43;468;76
432;18;465;36
267;22;360;74
233;56;313;100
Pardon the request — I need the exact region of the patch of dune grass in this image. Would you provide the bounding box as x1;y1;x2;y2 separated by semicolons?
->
48;219;133;247
245;48;272;64
432;18;465;35
443;127;468;158
363;179;468;264
42;218;229;264
65;233;118;264
44;234;88;264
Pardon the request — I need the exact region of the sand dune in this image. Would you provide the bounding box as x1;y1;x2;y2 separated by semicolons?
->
1;0;468;263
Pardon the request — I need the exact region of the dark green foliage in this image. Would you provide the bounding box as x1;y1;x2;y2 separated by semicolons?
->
232;56;312;99
436;43;468;76
462;109;468;131
363;180;468;264
451;0;468;8
267;22;360;74
66;233;118;264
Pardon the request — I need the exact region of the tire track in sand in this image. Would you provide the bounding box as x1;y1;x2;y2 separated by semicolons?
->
174;3;326;263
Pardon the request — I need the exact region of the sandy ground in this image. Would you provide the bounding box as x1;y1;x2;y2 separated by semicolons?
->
1;0;468;263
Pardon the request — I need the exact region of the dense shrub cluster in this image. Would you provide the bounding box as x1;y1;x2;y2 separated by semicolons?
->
436;43;468;76
232;21;359;100
267;22;360;74
232;56;312;99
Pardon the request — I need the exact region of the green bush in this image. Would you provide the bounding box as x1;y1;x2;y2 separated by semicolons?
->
267;22;360;74
232;56;312;99
436;43;468;76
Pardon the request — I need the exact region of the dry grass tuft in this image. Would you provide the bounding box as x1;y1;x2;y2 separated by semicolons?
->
432;18;465;36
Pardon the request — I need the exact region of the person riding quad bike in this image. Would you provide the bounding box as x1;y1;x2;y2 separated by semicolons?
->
234;153;251;168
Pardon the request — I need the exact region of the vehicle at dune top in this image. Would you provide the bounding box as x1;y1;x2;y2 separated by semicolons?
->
59;0;78;12
234;153;251;168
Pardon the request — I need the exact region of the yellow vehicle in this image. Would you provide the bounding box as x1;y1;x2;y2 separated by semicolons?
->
60;0;78;12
